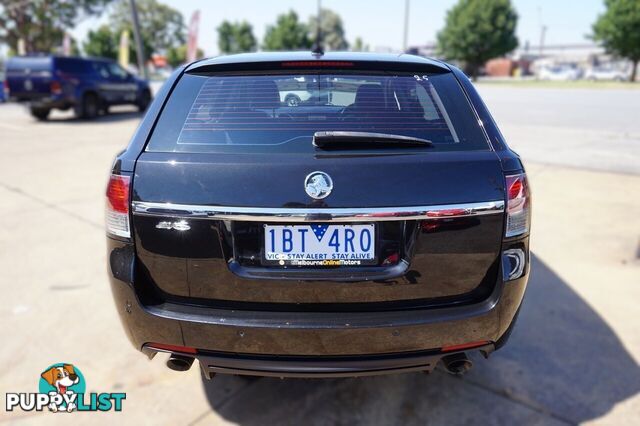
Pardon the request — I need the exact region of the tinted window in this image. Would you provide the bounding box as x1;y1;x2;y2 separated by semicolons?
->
92;62;111;79
55;58;92;74
147;72;488;153
107;62;129;79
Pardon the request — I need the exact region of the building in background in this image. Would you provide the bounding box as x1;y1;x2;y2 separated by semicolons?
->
407;42;633;80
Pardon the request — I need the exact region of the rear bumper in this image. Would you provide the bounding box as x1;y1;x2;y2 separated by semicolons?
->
108;238;528;376
148;344;495;378
9;95;72;109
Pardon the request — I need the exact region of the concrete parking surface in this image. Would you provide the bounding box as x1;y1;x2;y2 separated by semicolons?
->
0;85;639;425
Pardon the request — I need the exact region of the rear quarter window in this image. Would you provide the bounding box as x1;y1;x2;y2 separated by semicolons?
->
55;58;93;74
147;71;488;153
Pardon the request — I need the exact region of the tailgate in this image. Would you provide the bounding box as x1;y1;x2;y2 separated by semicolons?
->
6;57;54;100
131;150;505;307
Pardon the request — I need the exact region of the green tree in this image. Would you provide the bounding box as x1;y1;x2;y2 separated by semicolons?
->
308;8;348;51
263;10;312;51
83;25;153;63
110;0;185;58
166;44;205;67
0;0;110;54
592;0;640;82
83;25;119;59
352;37;368;52
217;21;257;54
437;0;518;79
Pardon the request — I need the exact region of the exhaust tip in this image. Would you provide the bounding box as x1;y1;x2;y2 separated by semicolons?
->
441;353;473;375
166;354;194;372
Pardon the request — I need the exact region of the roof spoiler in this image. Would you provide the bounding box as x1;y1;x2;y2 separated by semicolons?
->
186;56;451;75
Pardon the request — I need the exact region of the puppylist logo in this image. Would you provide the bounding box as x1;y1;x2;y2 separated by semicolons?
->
5;363;126;413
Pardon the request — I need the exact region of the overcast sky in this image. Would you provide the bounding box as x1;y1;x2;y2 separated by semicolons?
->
72;0;605;56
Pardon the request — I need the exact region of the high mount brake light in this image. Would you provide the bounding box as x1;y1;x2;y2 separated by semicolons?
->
505;173;531;238
106;174;131;238
281;61;354;68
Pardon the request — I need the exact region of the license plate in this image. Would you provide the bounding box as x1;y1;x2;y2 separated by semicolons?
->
264;224;376;266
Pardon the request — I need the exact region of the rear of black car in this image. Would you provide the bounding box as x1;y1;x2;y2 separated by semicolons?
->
106;53;530;378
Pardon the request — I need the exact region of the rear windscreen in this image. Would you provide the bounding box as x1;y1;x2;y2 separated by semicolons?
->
147;72;488;153
6;57;52;75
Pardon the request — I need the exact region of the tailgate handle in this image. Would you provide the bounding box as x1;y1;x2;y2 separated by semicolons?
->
228;260;410;282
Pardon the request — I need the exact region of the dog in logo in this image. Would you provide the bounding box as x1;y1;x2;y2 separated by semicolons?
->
40;364;79;412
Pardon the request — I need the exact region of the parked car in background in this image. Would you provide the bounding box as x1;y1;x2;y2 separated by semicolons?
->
584;66;628;81
279;89;311;106
0;72;5;102
277;76;358;106
5;55;152;120
106;52;531;379
537;65;581;81
279;88;353;107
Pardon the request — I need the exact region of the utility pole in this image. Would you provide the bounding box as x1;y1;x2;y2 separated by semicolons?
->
537;6;546;58
129;0;148;79
539;25;547;57
403;0;410;52
312;0;323;54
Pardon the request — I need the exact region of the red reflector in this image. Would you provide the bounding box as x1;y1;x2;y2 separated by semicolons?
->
50;80;62;94
106;175;130;213
281;61;354;67
147;343;197;354
441;340;489;353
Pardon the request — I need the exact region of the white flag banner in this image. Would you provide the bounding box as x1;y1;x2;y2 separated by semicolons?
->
63;33;71;56
187;10;201;63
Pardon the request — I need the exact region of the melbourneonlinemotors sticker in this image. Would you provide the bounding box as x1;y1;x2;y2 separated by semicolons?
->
5;363;126;413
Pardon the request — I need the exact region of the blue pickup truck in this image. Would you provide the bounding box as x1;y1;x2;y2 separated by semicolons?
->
5;55;152;120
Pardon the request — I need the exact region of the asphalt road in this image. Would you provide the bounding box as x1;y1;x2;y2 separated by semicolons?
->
0;85;638;425
477;85;640;175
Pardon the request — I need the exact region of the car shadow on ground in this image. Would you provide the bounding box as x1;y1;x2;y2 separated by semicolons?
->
41;107;143;124
201;255;640;425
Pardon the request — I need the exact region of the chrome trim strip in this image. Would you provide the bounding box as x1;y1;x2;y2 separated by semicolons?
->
132;200;504;222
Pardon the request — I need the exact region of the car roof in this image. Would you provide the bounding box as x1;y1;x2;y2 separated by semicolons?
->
8;55;113;63
186;51;450;73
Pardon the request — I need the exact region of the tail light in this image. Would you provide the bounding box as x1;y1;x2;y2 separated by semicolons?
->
3;79;9;98
505;173;531;237
106;174;131;238
50;80;63;95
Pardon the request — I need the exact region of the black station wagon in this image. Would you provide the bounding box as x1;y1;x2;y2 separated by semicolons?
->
106;52;531;378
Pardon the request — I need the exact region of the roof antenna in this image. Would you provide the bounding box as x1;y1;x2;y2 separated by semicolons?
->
312;0;324;55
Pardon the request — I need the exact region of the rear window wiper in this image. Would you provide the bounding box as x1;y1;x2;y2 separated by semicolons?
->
313;131;433;149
